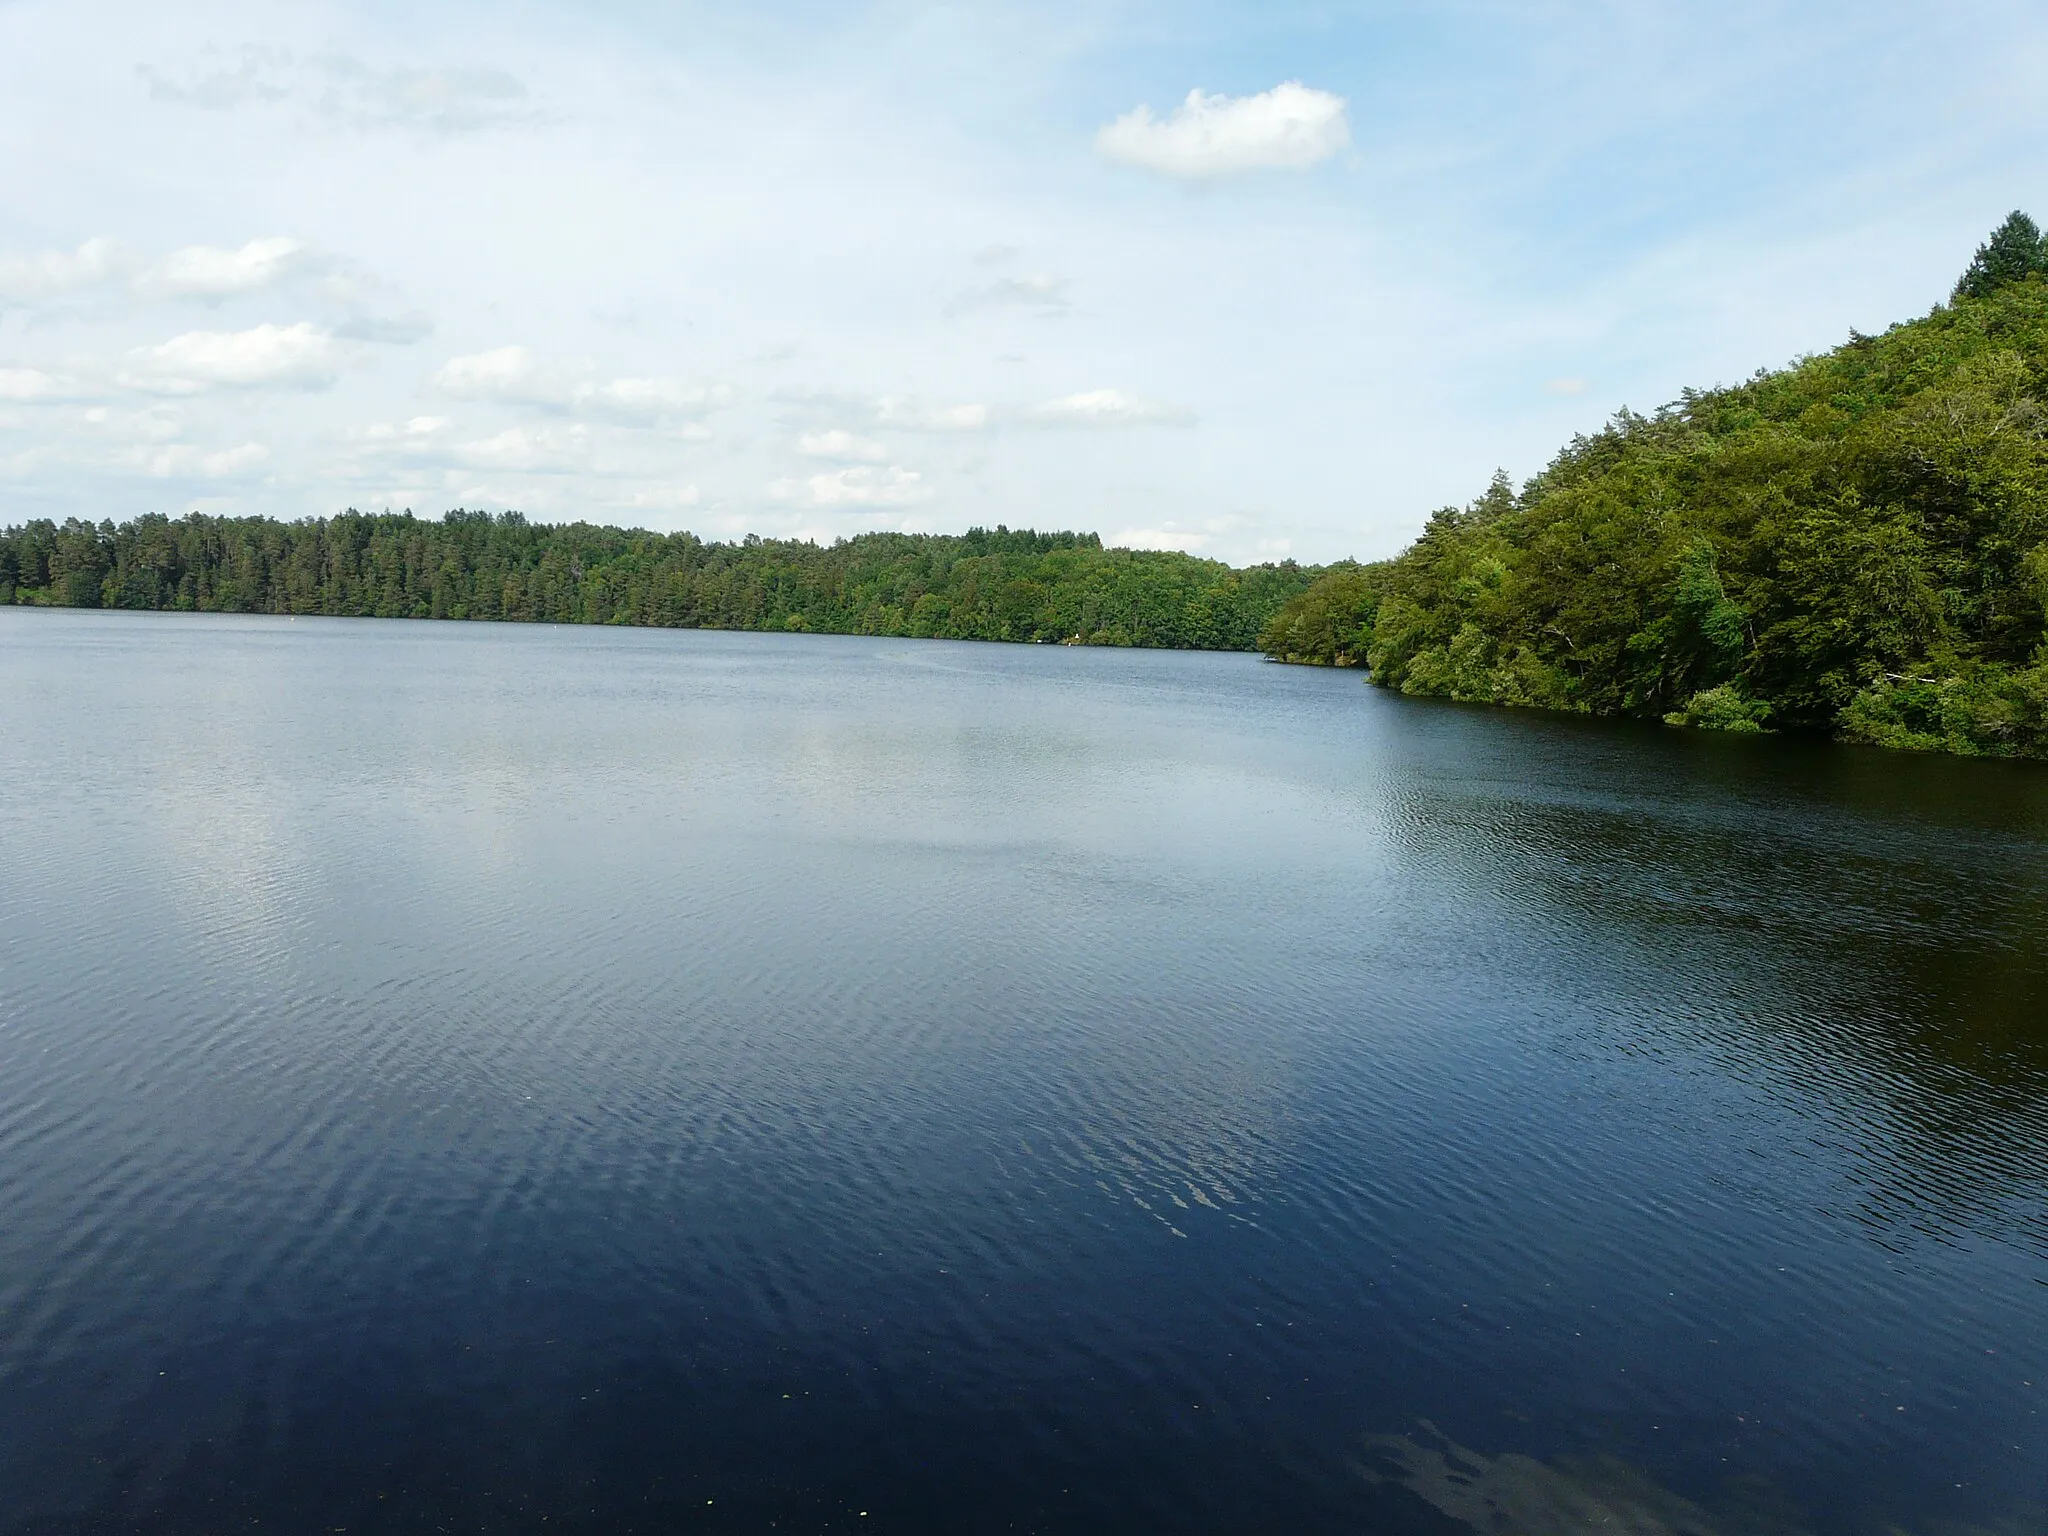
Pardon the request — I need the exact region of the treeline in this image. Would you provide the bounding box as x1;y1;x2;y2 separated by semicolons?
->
1261;211;2048;759
0;512;1318;652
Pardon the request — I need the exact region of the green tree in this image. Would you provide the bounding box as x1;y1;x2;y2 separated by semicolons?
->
1268;216;2048;759
1257;562;1385;665
1952;210;2046;301
1;511;1325;657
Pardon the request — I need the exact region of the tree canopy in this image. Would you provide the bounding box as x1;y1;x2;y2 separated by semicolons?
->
1953;210;2048;302
1262;213;2048;759
0;513;1320;653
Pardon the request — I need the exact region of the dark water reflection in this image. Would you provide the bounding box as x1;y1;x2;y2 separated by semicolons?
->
1376;709;2048;1244
0;611;2042;1534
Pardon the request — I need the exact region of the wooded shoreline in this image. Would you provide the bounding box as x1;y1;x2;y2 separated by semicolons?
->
1253;216;2048;761
15;219;2048;761
0;517;1318;653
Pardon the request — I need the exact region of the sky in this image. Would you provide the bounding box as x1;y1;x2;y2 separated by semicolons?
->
3;0;2047;566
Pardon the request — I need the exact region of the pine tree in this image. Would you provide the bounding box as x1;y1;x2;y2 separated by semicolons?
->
1472;469;1516;523
1952;210;2046;301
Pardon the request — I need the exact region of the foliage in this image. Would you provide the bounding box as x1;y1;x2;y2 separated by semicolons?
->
1664;684;1773;734
1264;215;2048;759
0;512;1319;652
1953;210;2048;302
1255;561;1387;665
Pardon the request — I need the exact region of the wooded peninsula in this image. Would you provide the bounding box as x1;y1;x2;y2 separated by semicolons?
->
8;217;2048;759
1259;213;2048;760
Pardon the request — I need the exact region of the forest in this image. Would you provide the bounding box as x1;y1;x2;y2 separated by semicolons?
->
0;515;1318;652
1258;212;2048;759
16;217;2048;754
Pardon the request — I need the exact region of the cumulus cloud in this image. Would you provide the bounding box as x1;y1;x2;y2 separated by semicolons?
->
142;50;539;133
432;345;565;404
0;238;130;301
433;347;730;424
0;403;186;484
350;415;451;450
798;428;887;461
123;322;344;391
0;237;427;347
453;423;588;471
874;396;990;432
769;464;931;508
581;376;734;425
0;368;78;402
1096;82;1349;179
81;405;182;443
137;237;310;300
147;441;270;478
1028;388;1190;427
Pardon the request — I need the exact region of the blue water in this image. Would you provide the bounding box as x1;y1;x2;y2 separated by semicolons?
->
1;609;2043;1534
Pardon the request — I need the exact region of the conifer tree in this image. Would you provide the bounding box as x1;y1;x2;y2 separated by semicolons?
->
1952;210;2046;301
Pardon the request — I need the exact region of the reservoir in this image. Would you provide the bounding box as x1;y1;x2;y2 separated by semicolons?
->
1;609;2043;1532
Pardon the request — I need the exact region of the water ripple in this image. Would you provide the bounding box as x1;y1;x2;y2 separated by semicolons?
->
0;611;2042;1534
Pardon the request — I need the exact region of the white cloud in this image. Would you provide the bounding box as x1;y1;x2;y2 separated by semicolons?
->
0;238;130;301
147;441;270;478
1096;82;1349;179
874;396;990;432
1545;377;1589;395
1028;388;1189;427
432;345;566;405
138;237;309;299
580;375;734;424
123;322;344;391
82;405;182;442
0;235;331;306
453;423;588;470
1107;513;1258;554
769;464;931;508
143;50;539;133
0;400;186;483
0;238;423;347
798;428;887;461
0;368;77;402
433;348;730;425
350;415;451;448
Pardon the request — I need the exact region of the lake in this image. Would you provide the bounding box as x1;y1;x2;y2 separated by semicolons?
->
1;608;2043;1534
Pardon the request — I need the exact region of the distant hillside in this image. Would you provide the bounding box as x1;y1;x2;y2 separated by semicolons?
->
1261;212;2048;760
0;513;1318;653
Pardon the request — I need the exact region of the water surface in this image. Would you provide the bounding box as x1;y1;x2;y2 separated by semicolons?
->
1;609;2043;1533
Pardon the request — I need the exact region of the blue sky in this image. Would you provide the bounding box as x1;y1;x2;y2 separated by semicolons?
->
3;0;2045;563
